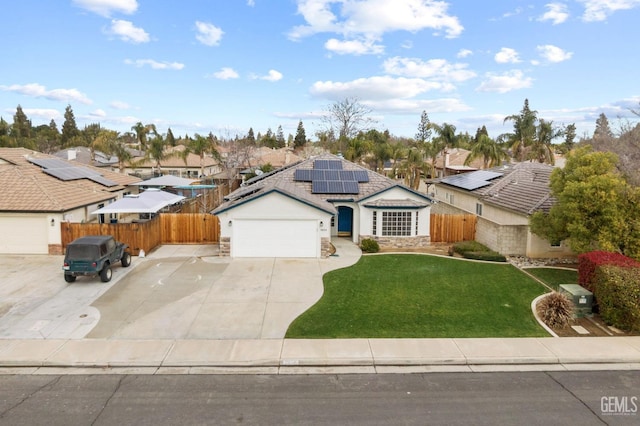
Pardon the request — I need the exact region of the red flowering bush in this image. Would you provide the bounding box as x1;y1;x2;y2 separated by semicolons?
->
578;251;640;293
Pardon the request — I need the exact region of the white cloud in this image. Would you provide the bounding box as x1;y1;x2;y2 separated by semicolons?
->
324;38;384;55
212;67;239;80
382;57;476;85
72;0;138;17
310;76;446;100
107;19;150;43
251;70;283;82
537;44;573;62
476;70;533;93
289;0;464;42
195;21;224;46
539;3;570;24
363;98;471;114
578;0;640;21
494;47;521;64
89;109;107;117
124;59;185;70
247;0;256;5
457;49;473;58
0;83;92;104
109;100;130;110
21;108;62;121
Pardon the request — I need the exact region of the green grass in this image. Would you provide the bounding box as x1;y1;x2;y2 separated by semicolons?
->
525;268;578;290
286;254;550;338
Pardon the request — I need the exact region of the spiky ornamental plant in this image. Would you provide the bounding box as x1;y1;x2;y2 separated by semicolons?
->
537;292;574;329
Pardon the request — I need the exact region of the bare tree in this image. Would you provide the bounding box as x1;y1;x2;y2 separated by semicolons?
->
322;97;375;153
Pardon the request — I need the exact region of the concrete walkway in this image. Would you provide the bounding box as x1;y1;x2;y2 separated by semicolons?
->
0;337;639;374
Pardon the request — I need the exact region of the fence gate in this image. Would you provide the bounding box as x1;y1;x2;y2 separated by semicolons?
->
430;214;476;243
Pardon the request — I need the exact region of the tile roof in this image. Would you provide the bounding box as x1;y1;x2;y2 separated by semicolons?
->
0;148;141;212
478;162;555;215
439;161;556;216
213;153;432;214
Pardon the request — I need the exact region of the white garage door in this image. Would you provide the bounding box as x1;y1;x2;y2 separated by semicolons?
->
0;216;49;254
232;219;318;258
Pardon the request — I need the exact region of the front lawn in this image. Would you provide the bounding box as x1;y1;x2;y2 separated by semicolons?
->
286;254;550;338
525;268;578;290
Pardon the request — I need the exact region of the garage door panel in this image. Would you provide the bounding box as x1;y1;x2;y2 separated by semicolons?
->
233;220;318;258
0;217;48;254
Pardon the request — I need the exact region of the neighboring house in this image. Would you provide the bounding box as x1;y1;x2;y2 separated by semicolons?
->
433;148;483;178
213;154;434;258
252;147;302;169
0;147;141;255
127;145;222;179
431;161;574;258
55;147;119;169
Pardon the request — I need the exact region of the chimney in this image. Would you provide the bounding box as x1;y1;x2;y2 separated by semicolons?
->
67;149;76;161
285;150;290;164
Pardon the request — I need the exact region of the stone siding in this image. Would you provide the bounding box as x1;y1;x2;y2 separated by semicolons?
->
359;235;431;250
219;237;230;257
48;244;63;255
476;218;527;256
321;237;331;258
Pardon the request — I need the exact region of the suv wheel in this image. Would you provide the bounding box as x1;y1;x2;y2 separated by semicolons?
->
121;252;131;267
64;274;76;283
100;265;112;282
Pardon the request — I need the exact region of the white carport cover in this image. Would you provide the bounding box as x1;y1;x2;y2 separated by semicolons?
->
91;189;185;214
232;219;319;258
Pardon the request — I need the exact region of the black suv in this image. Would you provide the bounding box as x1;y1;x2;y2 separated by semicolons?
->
63;235;131;283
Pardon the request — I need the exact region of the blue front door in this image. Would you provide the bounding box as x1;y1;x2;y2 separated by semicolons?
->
337;206;353;236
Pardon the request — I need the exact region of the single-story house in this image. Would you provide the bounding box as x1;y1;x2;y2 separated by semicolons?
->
0;147;141;255
91;189;186;222
212;154;434;258
431;161;574;258
126;145;222;179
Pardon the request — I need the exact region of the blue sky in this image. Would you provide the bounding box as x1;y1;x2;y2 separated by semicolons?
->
1;0;639;142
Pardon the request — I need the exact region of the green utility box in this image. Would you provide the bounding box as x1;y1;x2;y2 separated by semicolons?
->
559;284;593;318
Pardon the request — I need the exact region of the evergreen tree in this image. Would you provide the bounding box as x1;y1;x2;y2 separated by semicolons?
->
166;128;176;147
276;125;285;147
594;113;613;139
61;105;80;147
294;120;307;148
415;110;432;143
562;123;576;152
12;105;31;140
247;127;256;145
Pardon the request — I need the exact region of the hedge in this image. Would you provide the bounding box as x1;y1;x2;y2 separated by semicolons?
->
578;251;640;293
594;265;640;333
452;241;491;256
462;251;507;262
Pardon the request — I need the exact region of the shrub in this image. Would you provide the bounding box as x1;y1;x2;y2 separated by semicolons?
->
537;292;574;329
452;241;491;256
578;251;640;293
462;251;507;262
360;238;380;253
594;265;640;333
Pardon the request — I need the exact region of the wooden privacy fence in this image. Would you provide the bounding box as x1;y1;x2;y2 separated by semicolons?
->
61;213;220;256
430;213;476;243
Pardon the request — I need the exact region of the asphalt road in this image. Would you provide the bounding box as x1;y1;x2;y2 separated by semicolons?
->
0;371;638;425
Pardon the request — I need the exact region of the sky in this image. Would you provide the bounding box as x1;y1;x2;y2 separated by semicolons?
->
1;0;639;142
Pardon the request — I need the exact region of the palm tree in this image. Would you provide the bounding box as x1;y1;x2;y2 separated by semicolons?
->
401;147;427;190
528;119;561;165
503;99;538;161
430;122;458;176
130;122;158;151
183;133;222;178
464;134;507;169
344;135;371;163
146;134;171;175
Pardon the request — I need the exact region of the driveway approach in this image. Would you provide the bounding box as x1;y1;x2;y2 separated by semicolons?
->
0;239;361;340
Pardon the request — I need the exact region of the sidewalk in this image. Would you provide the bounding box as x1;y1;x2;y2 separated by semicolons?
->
0;337;639;374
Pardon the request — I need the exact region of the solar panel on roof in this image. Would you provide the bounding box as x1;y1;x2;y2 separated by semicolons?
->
352;170;370;182
28;157;118;187
311;170;325;181
441;170;503;191
294;169;313;181
312;180;328;193
343;181;360;194
339;170;355;180
313;159;342;170
324;170;340;180
326;181;343;193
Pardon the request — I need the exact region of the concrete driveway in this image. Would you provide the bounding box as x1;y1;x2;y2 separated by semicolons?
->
0;239;361;340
